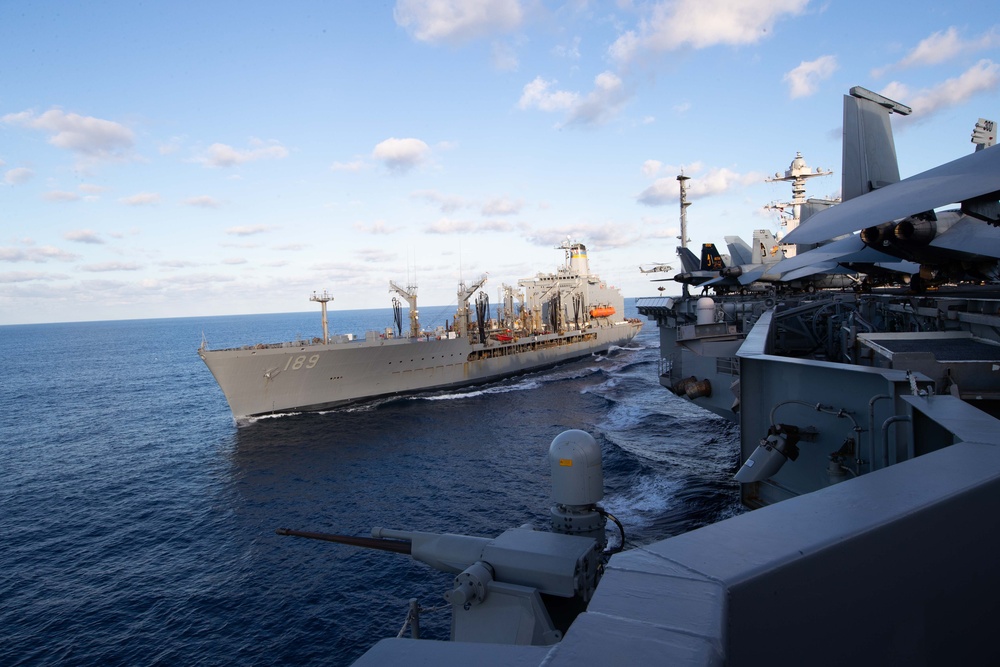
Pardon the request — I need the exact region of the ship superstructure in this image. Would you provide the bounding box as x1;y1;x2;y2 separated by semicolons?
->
199;241;641;422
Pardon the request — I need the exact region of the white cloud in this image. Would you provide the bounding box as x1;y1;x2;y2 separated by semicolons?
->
637;166;763;205
479;219;517;232
331;160;367;172
43;190;81;202
158;136;185;155
567;72;630;125
356;248;398;263
64;230;104;244
394;0;523;45
4;167;34;185
527;223;638;249
1;108;134;160
519;71;631;126
518;76;580;112
353;220;400;235
0;271;70;283
899;27;965;69
411;189;468;213
883;60;1000;119
226;225;273;236
120;192;161;206
783;55;838;98
482;196;523;216
81;261;142;272
183;195;222;208
552;36;581;61
159;259;202;268
0;245;80;263
609;0;808;63
198;139;289;168
642;160;663;177
873;26;1000;76
372;137;431;173
492;40;519;71
426;217;477;234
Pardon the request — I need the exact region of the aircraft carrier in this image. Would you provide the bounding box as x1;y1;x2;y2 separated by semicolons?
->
279;87;1000;665
199;241;642;422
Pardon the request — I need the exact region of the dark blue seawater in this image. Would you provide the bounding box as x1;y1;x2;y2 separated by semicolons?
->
0;301;741;666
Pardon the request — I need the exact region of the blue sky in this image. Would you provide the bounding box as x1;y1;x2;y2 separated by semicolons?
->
2;1;998;325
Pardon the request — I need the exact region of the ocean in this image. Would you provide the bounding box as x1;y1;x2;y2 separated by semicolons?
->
1;300;741;666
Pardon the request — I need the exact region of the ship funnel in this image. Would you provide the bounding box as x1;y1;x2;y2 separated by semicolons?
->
567;243;590;276
549;430;606;549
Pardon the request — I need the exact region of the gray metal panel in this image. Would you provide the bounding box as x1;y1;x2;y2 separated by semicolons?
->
635;296;676;310
545;612;724;666
902;394;1000;442
628;442;1000;666
352;638;549;666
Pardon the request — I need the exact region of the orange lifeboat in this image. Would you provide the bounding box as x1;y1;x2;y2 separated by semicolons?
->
589;306;615;318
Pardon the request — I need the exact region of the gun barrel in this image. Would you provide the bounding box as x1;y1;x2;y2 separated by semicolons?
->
275;528;412;554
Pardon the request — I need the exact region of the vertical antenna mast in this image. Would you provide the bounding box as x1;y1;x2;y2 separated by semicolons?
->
677;173;691;248
310;290;333;344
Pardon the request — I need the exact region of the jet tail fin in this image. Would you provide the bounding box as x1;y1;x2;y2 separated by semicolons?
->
842;87;911;202
724;236;753;266
677;246;700;273
700;243;725;271
752;229;781;263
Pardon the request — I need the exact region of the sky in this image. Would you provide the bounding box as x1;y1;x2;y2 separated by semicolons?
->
1;1;998;326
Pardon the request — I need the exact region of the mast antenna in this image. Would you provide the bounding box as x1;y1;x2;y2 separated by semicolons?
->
677;172;691;248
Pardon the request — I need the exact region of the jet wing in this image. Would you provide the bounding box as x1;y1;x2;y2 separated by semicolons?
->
871;260;921;274
928;216;1000;260
700;275;729;287
785;146;1000;244
779;261;843;281
774;234;918;278
738;265;768;285
772;235;867;274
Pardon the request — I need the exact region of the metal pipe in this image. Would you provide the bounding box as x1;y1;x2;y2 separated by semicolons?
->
769;399;860;433
881;415;912;468
409;599;421;639
868;395;892;471
275;528;412;554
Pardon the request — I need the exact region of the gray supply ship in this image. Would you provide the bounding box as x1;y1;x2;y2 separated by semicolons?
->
199;241;641;422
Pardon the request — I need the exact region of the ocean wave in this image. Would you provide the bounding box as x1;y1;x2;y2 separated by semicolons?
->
602;472;684;534
418;378;543;401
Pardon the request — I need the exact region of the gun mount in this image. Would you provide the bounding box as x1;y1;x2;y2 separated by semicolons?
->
276;430;622;647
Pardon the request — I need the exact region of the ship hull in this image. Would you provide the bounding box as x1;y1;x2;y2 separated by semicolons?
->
200;321;641;421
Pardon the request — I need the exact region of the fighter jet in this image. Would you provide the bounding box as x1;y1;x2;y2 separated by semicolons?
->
670;242;729;288
702;228;857;293
779;87;1000;289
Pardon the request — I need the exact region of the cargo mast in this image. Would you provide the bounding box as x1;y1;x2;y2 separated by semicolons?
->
389;281;420;338
310;290;333;344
